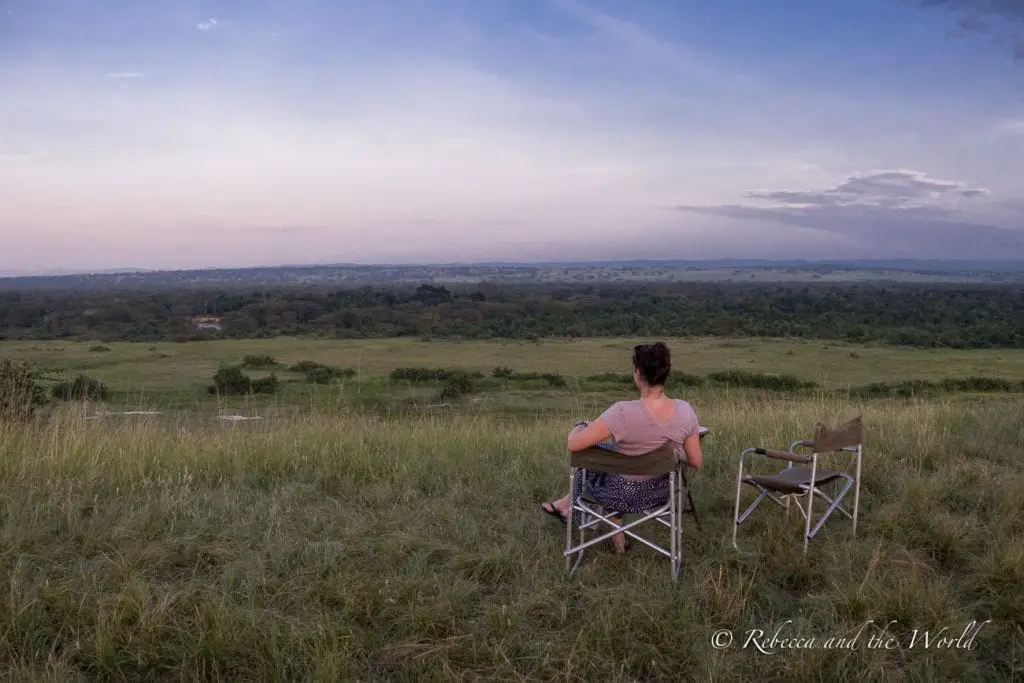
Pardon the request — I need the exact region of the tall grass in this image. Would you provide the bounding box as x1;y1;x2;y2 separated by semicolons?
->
0;396;1021;681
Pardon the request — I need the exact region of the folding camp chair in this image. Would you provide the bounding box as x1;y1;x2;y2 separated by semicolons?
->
565;427;707;581
731;417;863;554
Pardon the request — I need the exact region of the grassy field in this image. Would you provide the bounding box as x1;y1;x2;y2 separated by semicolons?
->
1;337;1023;680
3;336;1024;397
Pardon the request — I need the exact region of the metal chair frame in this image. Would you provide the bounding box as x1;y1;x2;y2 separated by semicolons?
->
731;418;863;554
565;428;706;581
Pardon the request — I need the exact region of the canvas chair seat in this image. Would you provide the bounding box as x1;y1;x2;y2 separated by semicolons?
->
745;467;843;495
564;427;708;581
732;417;863;555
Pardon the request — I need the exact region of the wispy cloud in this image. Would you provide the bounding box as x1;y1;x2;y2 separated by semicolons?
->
673;170;1024;259
105;72;144;79
994;118;1024;136
197;18;219;31
548;0;721;84
745;169;990;208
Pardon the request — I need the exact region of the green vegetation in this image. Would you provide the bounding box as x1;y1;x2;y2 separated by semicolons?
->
240;354;279;369
0;334;1022;679
0;395;1020;679
51;373;109;401
0;358;47;421
3;281;1024;348
208;366;279;396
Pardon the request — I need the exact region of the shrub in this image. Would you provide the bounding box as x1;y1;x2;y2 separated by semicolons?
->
241;354;278;369
492;366;515;379
289;360;356;384
208;366;278;395
89;345;111;352
439;375;476;400
541;372;567;388
0;359;47;421
706;371;816;391
51;374;109;401
391;368;484;383
586;372;633;384
847;380;938;399
307;366;356;385
669;372;704;388
251;375;279;394
847;377;1019;399
937;377;1015;393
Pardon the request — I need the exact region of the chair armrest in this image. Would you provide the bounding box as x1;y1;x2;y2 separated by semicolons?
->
753;448;813;464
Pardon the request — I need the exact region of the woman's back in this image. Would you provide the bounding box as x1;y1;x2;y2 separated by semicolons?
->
598;398;700;458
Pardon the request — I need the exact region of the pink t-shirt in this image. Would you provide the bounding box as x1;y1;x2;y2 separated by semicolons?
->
598;399;701;466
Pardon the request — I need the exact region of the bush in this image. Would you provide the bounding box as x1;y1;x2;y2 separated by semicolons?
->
51;374;109;401
208;366;278;395
391;367;484;383
308;366;356;385
586;372;633;384
289;360;356;384
492;366;515;379
541;372;567;388
241;354;278;369
89;345;111;352
847;377;1019;399
669;372;704;388
937;377;1015;393
0;359;47;421
439;375;476;400
706;371;816;391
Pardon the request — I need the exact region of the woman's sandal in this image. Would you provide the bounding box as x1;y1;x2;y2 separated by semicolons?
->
541;501;568;525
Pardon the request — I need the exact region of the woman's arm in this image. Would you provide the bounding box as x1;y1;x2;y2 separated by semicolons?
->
681;431;703;470
567;419;614;452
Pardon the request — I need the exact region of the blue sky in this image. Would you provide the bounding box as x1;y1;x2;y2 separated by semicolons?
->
1;0;1023;273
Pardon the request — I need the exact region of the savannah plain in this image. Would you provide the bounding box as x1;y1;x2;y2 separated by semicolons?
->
1;332;1021;681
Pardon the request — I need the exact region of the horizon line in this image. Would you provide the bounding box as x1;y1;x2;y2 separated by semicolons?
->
4;256;1024;279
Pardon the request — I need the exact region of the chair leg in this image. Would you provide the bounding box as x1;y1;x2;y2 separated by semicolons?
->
732;460;745;550
853;446;862;538
669;471;678;582
566;468;580;577
803;489;814;556
807;477;854;538
676;469;684;578
679;469;700;527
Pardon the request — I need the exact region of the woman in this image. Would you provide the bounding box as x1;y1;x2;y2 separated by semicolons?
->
540;342;703;553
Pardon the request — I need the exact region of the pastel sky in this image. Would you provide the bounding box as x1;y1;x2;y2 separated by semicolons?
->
2;0;1024;274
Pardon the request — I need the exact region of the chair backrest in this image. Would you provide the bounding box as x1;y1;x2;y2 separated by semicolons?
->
570;443;678;476
810;416;863;452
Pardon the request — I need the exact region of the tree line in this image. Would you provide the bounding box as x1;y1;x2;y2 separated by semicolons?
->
1;281;1022;348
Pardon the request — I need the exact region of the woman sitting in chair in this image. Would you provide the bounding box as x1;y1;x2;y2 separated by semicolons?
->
540;342;703;553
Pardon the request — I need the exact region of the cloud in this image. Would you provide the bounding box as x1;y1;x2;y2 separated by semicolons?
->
197;18;219;30
673;170;1024;259
548;0;722;84
105;72;144;79
745;169;990;208
994;118;1024;136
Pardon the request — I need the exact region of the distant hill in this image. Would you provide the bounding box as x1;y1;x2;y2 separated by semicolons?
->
1;258;1023;291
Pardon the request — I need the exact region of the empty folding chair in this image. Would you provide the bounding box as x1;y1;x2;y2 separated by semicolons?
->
564;427;707;580
731;417;863;554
